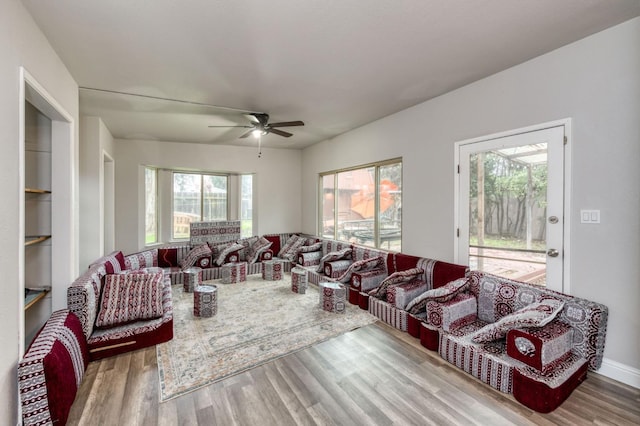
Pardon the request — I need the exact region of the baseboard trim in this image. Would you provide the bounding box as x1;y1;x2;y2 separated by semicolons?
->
597;358;640;389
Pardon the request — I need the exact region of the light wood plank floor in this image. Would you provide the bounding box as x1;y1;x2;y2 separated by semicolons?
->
68;322;640;425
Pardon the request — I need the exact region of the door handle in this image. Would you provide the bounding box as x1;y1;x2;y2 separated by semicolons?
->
547;248;559;257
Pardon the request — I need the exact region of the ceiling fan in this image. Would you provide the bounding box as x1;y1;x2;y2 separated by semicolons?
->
208;112;304;138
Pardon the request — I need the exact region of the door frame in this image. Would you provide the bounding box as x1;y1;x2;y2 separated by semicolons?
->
454;119;572;294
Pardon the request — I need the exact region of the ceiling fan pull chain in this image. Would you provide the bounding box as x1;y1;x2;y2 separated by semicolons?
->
258;136;262;158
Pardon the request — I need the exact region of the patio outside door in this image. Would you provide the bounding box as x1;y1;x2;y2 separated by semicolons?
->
456;125;566;291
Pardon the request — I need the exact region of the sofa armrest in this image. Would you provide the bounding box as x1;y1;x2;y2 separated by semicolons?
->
426;292;477;332
297;250;322;267
324;259;352;279
387;279;428;310
507;320;574;374
351;269;387;292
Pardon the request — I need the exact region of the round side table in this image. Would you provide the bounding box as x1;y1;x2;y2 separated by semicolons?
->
194;285;217;317
183;267;202;293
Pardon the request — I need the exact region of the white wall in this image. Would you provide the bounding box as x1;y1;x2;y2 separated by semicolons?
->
0;0;79;423
79;116;115;269
302;18;640;384
114;139;302;254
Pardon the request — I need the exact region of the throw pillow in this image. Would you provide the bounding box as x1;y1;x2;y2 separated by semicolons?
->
95;272;164;328
406;277;469;314
237;236;259;261
215;242;244;266
299;242;322;253
472;298;565;343
278;235;308;261
180;243;212;270
351;256;385;273
246;236;273;264
316;248;353;273
371;267;424;299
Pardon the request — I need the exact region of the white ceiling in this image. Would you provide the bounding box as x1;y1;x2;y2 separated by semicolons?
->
22;0;640;149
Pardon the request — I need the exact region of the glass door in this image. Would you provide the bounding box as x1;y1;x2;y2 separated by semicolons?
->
457;126;565;291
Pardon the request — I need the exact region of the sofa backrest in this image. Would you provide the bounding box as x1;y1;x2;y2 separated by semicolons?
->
321;239;352;257
391;253;469;289
189;220;241;245
67;263;107;339
468;271;608;371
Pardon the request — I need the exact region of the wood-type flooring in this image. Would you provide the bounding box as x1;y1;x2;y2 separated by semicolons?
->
67;322;640;425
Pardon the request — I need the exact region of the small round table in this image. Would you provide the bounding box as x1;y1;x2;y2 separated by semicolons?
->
291;267;308;293
194;285;217;317
262;259;283;281
319;281;346;314
183;267;202;293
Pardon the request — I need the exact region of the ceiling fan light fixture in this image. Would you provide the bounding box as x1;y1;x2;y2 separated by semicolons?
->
252;129;265;138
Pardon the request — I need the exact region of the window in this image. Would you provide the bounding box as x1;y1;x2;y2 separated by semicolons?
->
320;159;402;250
144;167;158;244
173;172;228;239
240;174;253;238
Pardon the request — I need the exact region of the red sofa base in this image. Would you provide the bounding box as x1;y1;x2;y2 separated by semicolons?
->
512;361;588;413
87;318;173;361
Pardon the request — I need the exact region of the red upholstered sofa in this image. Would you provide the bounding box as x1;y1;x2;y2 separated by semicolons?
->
19;309;89;426
414;271;608;413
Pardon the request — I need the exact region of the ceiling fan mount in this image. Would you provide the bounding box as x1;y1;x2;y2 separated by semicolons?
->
209;112;304;138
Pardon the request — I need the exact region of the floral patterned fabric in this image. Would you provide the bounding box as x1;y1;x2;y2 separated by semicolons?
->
214;242;244;266
278;234;308;261
371;267;424;299
89;250;125;274
472;299;565;343
405;277;469;313
246;236;273;264
316;248;353;273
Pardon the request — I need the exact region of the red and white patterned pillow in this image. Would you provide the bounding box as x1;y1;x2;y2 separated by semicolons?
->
472;298;565;343
215;242;244;266
180;243;212;270
278;235;308;261
299;241;322;253
371;267;424;299
95;273;164;328
246;236;273;264
351;256;385;272
316;248;353;272
90;250;125;274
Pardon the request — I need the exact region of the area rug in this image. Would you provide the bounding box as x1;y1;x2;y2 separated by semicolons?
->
156;274;378;401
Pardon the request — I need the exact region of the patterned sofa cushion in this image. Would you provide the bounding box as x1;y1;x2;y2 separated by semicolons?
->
246;236;273;264
278;234;308;261
213;242;244;266
124;249;158;270
95;272;164;328
405;277;469;313
19;309;89;426
317;248;353;273
472;299;565;343
180;243;212;269
387;279;428;309
89;250;125;274
507;320;574;374
371;267;424;299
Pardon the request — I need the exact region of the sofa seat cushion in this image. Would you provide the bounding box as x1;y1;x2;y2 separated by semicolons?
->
96;272;164;328
439;320;517;394
472;299;565;343
507;320;574;374
87;276;173;360
19;309;88;426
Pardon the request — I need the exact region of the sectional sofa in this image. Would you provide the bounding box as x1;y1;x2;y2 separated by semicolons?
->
18;230;609;424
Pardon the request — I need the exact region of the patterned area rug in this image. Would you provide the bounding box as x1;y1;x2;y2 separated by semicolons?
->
156;274;378;401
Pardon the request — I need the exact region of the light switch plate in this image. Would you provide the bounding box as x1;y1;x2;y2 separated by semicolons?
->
580;209;600;224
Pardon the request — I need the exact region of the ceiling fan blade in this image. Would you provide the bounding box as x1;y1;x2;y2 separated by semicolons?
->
268;121;304;127
208;125;253;128
268;128;293;138
239;129;255;138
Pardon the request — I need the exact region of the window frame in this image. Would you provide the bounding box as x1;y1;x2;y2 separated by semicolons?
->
144;167;158;245
171;171;230;240
319;158;402;250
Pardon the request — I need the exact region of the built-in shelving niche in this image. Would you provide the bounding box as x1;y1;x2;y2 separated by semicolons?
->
23;100;53;347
